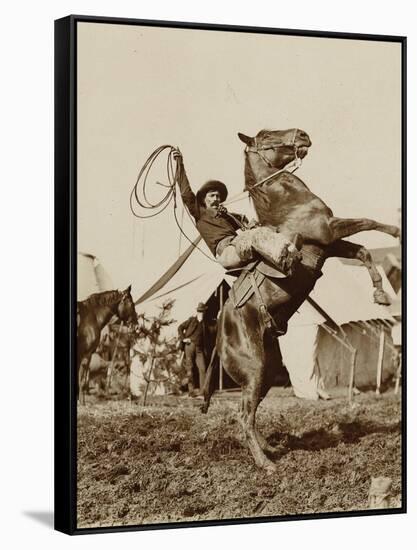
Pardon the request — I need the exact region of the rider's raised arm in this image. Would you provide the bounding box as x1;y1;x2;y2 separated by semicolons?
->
175;154;199;220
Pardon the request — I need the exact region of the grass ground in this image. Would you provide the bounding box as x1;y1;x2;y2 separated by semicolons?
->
77;388;402;528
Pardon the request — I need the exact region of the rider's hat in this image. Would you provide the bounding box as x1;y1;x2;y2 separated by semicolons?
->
196;302;208;312
196;180;228;206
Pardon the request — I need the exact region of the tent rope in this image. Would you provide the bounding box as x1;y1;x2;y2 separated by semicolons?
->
349;320;397;354
321;323;355;352
321;320;397;355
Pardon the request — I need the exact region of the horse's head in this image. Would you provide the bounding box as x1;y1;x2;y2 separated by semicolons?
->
117;285;138;327
238;129;311;170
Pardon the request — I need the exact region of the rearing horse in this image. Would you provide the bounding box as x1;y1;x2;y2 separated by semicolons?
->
77;286;138;404
214;129;399;473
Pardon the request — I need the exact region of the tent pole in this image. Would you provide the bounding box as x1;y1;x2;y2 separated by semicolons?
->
394;352;402;394
376;329;385;395
219;284;224;391
348;348;357;404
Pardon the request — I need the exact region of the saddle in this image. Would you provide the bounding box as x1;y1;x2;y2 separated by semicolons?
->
228;260;285;308
228;260;288;335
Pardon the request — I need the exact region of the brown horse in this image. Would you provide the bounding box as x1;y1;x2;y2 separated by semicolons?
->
211;129;400;472
77;286;138;404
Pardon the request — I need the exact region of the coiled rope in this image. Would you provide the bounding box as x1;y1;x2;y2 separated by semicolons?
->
130;145;177;219
130;145;216;261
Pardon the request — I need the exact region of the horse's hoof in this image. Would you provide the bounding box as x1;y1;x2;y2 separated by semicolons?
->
374;289;391;306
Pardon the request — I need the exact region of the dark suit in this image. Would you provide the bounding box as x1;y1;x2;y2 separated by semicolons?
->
178;316;207;394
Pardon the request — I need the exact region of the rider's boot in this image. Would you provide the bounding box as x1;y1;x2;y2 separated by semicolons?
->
249;228;302;276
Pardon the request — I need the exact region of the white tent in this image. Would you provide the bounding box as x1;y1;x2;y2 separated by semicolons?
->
136;243;399;398
308;259;396;325
391;322;402;346
77;252;114;301
280;259;397;399
136;239;232;328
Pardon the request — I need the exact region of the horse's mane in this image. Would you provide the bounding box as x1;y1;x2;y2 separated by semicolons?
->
83;290;122;307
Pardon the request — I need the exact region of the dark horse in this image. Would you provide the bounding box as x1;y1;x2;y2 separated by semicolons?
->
209;128;400;473
77;286;138;404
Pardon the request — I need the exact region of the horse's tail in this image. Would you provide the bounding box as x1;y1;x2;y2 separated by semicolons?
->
201;346;218;414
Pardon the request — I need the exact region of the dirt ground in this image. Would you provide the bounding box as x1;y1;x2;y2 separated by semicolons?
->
77;388;402;529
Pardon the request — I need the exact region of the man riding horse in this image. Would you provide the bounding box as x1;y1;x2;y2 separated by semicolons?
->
173;129;399;473
173;150;301;278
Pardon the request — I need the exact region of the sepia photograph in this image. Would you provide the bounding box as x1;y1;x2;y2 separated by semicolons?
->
61;16;404;532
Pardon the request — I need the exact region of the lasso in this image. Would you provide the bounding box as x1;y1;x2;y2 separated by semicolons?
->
130;146;215;261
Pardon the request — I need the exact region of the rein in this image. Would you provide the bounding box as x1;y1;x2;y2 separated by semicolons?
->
245;156;302;192
222;160;300;212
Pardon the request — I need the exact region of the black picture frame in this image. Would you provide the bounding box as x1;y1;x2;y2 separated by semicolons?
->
55;14;406;535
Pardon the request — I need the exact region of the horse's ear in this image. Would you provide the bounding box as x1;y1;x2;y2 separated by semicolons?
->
238;132;254;146
124;284;132;294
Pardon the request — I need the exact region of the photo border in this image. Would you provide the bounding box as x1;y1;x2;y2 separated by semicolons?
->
54;14;407;535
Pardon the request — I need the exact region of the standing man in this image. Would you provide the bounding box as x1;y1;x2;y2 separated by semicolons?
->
178;302;208;397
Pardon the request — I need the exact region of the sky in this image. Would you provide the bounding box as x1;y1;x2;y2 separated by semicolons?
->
77;22;402;298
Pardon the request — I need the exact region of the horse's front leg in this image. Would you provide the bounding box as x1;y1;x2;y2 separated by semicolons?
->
328;217;400;241
240;378;277;474
224;352;278;456
253;333;289;456
218;303;277;472
327;239;391;305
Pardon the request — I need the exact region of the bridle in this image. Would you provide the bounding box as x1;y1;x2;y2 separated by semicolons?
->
245;128;303;191
245;128;300;169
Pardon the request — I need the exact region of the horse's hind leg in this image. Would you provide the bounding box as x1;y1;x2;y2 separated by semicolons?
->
327;239;391;305
328;217;400;241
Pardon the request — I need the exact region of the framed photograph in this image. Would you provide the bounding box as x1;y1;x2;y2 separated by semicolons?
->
55;15;406;535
